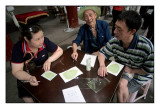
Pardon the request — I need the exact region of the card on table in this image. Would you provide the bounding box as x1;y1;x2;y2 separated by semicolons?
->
106;61;124;76
80;54;97;67
62;85;86;102
41;71;57;81
59;66;83;83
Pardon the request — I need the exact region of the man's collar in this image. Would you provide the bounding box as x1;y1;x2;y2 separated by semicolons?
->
87;20;98;30
128;33;138;49
119;33;138;49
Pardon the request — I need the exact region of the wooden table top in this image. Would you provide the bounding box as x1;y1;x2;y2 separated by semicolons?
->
20;48;123;103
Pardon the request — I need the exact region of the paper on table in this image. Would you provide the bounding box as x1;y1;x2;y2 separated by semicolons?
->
106;61;124;76
62;85;86;102
59;66;83;83
80;54;97;67
41;71;57;81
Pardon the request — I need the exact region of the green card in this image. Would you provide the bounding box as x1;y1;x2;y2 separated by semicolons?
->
41;71;57;81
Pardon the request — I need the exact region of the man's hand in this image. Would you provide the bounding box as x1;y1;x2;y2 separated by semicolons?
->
92;51;99;56
71;52;78;61
124;66;132;74
98;65;108;77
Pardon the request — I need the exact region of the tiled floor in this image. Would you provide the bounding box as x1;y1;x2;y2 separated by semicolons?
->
6;15;154;103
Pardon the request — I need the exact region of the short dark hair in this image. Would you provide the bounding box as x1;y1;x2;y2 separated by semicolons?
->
22;24;42;41
117;10;142;32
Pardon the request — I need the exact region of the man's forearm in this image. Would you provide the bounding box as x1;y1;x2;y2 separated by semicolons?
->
98;52;106;66
72;43;78;53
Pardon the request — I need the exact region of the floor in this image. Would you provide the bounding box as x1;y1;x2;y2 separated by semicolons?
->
6;14;154;103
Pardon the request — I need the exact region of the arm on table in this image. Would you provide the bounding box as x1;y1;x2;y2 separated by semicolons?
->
92;46;105;56
11;63;39;86
97;52;108;77
43;46;63;71
71;43;79;61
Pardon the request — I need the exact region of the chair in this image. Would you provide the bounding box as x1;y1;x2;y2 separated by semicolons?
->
57;6;66;22
47;6;58;18
127;79;152;102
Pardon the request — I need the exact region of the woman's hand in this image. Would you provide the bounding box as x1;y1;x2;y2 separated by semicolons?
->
71;52;78;61
43;59;51;71
29;76;39;86
98;65;108;77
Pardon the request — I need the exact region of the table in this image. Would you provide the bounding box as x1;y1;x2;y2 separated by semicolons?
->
20;48;124;103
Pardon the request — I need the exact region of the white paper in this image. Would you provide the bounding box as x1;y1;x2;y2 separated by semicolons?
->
62;85;86;102
80;54;97;67
59;66;83;83
41;71;57;81
106;61;124;76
